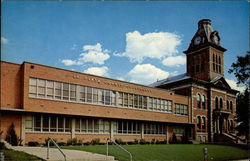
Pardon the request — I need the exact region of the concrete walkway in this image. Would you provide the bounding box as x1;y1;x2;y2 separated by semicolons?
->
11;146;116;161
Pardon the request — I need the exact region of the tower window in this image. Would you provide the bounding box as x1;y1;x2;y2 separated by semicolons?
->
191;66;194;74
201;63;204;72
196;65;200;73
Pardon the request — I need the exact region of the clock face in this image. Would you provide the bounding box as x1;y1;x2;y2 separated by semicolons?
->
194;36;201;45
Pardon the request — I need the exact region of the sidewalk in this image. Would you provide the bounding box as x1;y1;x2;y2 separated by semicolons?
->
11;146;116;161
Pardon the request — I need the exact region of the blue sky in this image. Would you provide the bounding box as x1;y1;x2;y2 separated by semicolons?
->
1;1;248;91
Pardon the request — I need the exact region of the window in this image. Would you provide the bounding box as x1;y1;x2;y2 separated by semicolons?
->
42;115;49;132
230;101;233;111
111;91;116;106
87;87;92;103
197;116;201;131
191;66;194;74
79;86;86;102
29;78;37;97
75;118;80;132
148;97;153;110
98;89;104;104
144;122;165;135
50;116;57;132
58;117;64;132
138;96;143;108
220;98;223;109
38;79;45;97
105;90;111;105
128;94;133;107
55;82;62;99
175;104;188;115
201;95;206;109
124;93;128;107
116;120;140;134
46;80;54;99
62;83;69;100
215;97;219;109
143;96;147;109
202;117;206;131
70;84;76;101
134;95;138;108
25;116;33;131
118;92;123;106
226;100;229;110
34;115;41;131
196;65;200;73
201;63;204;72
197;94;201;108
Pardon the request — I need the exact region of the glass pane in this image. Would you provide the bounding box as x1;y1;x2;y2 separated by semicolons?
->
43;116;49;132
34;115;41;131
58;117;64;132
87;87;92;103
38;79;45;86
105;90;111;105
29;78;37;86
50;117;57;132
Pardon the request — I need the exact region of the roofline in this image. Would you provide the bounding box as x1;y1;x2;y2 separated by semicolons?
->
1;60;177;95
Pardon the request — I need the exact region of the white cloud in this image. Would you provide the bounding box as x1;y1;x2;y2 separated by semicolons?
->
127;64;169;85
226;79;245;93
61;59;77;66
1;37;8;44
116;77;125;81
162;55;186;67
115;31;181;63
84;66;109;77
61;43;110;66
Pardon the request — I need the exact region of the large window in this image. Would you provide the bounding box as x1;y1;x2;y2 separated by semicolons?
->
197;94;201;108
29;78;174;114
27;115;71;133
144;122;166;135
175;104;188;115
116;120;140;134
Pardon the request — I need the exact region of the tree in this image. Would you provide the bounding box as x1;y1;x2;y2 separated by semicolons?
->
228;51;250;87
6;123;18;146
228;51;249;143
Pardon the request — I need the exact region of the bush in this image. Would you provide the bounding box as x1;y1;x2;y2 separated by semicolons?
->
58;142;67;146
91;138;100;145
45;138;57;146
0;142;6;150
76;139;83;146
134;139;139;144
5;123;18;146
67;138;78;145
127;141;135;145
139;139;146;145
115;138;125;145
84;142;91;145
151;139;156;144
28;141;39;147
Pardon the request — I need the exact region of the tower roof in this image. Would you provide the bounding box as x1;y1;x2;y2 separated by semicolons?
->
184;19;226;53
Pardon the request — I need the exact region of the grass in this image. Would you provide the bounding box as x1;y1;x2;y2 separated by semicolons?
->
0;149;45;161
62;144;249;161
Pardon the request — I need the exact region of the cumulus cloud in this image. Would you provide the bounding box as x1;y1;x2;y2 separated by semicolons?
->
162;55;186;67
84;66;109;77
1;37;8;44
115;31;181;63
226;79;245;93
61;43;110;66
61;59;77;66
127;64;169;85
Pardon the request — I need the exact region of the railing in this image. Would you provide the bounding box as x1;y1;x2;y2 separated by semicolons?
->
47;138;66;161
106;138;132;161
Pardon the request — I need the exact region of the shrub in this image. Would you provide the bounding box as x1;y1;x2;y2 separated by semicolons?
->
91;138;100;145
151;139;156;144
28;141;39;147
139;139;146;145
58;142;67;146
134;139;139;144
67;138;78;145
115;138;125;145
5;123;18;146
127;141;135;145
0;142;6;150
45;138;57;146
156;140;161;144
84;142;91;145
76;139;83;146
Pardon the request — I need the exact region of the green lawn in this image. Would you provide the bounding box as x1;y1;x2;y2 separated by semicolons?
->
0;149;45;161
62;144;249;161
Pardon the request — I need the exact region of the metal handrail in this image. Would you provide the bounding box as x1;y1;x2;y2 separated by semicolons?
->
106;138;132;161
47;138;66;161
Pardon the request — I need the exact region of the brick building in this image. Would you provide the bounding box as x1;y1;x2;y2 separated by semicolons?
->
0;19;237;145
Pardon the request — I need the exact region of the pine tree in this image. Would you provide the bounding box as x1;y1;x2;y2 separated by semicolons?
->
6;123;18;146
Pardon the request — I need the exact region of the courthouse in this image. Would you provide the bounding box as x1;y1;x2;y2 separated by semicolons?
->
0;19;238;144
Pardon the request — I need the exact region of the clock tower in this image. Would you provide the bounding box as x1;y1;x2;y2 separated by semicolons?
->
184;19;227;81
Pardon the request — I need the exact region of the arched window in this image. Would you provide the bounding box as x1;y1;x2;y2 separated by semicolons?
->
215;97;219;109
230;101;233;111
213;54;215;62
216;55;218;63
202;117;206;131
197;94;201;108
218;56;221;64
197;116;201;131
201;95;206;109
220;98;223;109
